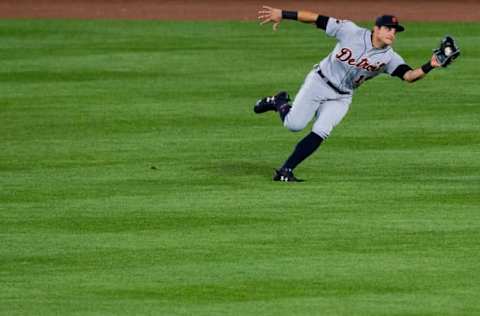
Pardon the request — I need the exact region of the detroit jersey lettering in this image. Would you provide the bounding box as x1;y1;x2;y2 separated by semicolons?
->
319;18;406;92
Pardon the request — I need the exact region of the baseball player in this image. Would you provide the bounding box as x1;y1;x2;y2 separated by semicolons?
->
254;6;458;182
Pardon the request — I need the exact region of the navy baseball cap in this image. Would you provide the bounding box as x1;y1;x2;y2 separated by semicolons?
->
375;15;405;32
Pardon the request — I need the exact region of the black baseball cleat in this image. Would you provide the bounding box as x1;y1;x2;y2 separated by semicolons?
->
273;168;304;182
254;91;290;114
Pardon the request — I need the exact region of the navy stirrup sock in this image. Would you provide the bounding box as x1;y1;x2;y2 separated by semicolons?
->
278;103;292;122
277;104;291;122
282;132;324;170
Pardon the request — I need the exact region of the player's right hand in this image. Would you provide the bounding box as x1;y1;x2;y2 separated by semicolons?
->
258;5;282;31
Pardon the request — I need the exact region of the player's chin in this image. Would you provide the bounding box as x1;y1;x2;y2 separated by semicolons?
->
384;38;394;45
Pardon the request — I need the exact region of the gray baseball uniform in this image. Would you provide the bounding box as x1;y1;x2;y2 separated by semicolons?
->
284;17;406;139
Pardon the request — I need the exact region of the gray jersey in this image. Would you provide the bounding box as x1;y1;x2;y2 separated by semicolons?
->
319;18;406;93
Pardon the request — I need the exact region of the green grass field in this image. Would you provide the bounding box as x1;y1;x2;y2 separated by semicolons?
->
1;19;479;315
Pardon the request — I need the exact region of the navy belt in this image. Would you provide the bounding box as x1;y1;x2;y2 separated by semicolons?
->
317;69;350;95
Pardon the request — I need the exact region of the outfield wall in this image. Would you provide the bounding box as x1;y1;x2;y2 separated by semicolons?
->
0;0;479;21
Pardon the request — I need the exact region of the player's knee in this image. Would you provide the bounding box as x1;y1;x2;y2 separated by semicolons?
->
283;119;308;132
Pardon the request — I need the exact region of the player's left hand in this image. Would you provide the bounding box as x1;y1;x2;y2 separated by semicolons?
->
430;54;442;68
258;5;282;31
433;35;460;67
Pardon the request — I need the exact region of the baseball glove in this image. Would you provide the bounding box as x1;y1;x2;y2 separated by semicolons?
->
433;35;460;67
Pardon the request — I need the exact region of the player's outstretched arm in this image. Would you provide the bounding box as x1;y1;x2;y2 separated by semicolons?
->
258;5;319;31
403;54;441;83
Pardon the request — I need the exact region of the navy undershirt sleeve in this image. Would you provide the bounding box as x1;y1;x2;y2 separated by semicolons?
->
391;64;413;80
315;15;329;30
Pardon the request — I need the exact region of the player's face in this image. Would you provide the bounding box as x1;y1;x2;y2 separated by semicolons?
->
377;26;397;45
